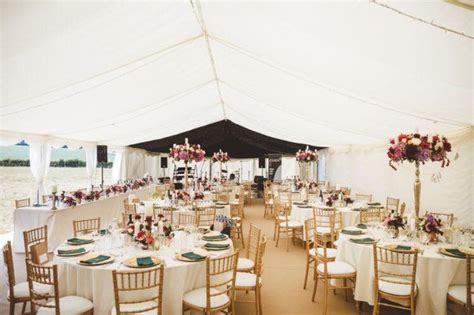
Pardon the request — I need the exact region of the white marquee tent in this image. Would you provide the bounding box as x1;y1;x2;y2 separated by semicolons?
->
1;1;473;221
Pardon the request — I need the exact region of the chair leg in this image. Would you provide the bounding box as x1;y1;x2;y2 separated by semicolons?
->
21;301;27;314
323;279;329;315
258;286;263;315
255;288;259;315
286;229;290;252
273;222;277;241
240;226;245;249
312;274;319;302
344;278;348;301
372;293;379;315
303;255;310;289
275;226;280;247
9;300;14;315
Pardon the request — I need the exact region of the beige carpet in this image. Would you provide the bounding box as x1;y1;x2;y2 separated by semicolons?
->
1;200;462;314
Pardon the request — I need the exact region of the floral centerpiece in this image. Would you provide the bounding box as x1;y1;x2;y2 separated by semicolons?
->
296;146;318;181
383;213;405;238
325;194;338;207
194;191;204;200
211;149;230;163
419;213;443;243
169;138;205;189
176;190;190;202
73;190;85;204
135;230;155;249
308;182;319;193
387;133;453;222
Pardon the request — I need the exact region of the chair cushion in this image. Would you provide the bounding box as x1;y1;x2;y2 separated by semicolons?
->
11;282;52;299
316;227;331;234
378;277;415;296
266;199;273;205
280;221;303;228
232;216;241;221
183;287;230;309
448;285;472;304
317;261;355;275
111;301;158;315
235;272;258;288
237;258;254;271
309;247;337;258
37;296;93;315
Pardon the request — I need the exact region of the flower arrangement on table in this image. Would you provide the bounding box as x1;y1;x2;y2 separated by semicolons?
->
194;191;204;200
388;132;453;227
418;213;443;243
383;213;405;238
176;190;190;202
344;196;353;205
135;230;155;249
325;194;338;207
308;182;319;193
296;146;318;163
169;139;206;162
211;150;230;163
215;215;237;236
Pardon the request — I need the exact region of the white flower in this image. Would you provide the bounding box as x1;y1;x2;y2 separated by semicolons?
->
411;138;421;146
401;138;407;143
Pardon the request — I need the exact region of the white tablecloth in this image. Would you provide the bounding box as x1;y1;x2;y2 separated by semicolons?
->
336;234;466;315
53;232;233;315
13;186;155;253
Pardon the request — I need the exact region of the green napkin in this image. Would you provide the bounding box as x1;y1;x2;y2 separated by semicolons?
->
445;248;466;258
58;247;86;255
298;205;312;208
67;238;93;245
395;245;412;251
352;208;361;212
182;252;206;261
99;229;109;236
350;238;375;244
216;206;225;209
202;234;226;241
341;229;363;235
80;255;110;264
367;202;381;206
293;202;306;205
356;224;368;229
136;256;154;266
216;202;229;205
205;243;230;249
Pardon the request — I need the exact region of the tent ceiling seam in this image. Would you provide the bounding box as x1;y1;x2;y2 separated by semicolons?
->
209;34;471;128
219;79;384;141
371;0;474;40
1;34;204;113
190;0;227;120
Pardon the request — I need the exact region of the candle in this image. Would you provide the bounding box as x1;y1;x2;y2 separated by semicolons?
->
335;184;341;191
145;202;154;217
51;185;58;194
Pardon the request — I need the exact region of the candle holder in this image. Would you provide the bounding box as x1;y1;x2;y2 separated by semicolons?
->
51;192;57;210
33;188;41;207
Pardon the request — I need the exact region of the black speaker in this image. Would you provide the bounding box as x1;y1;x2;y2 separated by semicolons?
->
160;157;168;168
258;156;265;168
97;145;108;163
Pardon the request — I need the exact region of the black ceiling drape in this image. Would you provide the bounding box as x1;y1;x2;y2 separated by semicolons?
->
130;120;323;158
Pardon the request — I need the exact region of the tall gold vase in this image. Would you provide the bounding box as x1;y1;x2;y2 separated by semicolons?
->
414;162;421;225
184;161;189;190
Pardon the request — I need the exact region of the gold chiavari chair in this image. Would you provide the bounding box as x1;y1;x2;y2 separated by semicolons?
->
15;198;31;208
386;197;400;214
178;213;197;226
242;182;252;205
73;217;101;237
312;233;356;314
112;264;164;314
313;207;341;248
399;202;407;218
237;224;262;272
235;238;267;315
447;253;473;314
23;225;49;264
231;194;245;248
183;250;240;314
26;260;94;315
426;211;454;227
303;218;317;290
263;187;273;218
275;205;303;252
272;192;289;241
196;207;216;228
355;194;372;203
216;193;230;203
372;243;419;315
360;208;382;225
3;241;50;315
153;206;174;224
42;195;50;204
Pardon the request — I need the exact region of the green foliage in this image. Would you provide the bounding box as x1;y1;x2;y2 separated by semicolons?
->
0;159;112;168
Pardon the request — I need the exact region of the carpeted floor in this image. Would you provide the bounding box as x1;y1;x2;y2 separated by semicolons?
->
1;200;462;314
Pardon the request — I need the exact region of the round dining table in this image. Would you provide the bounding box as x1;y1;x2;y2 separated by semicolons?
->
291;201;366;228
53;231;234;315
336;229;466;315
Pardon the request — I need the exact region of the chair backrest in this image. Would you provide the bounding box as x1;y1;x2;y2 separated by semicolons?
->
112;264;164;315
313;207;341;245
355;194;372;203
124;202;137;213
23;225;48;261
386;197;400;214
205;250;239;313
246;224;262;260
197;207;216;227
153;206;174;224
2;241;16;298
373;243;418;299
304;218;316;252
15;198;30;208
73;217;101;237
360;208;382;224
178;213;197;226
217;193;229;203
399;202;406;218
255;237;267;278
26;260;59;315
313;231;333;265
425;211;454;227
42;195;50;204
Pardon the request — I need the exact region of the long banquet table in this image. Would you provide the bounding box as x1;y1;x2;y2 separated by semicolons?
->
336;232;466;315
53;231;234;315
13;185;155;253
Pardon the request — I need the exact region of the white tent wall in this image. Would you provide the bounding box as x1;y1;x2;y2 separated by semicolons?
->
324;128;474;223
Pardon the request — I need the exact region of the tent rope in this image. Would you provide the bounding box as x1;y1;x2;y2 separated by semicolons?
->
189;0;227;120
371;0;474;40
1;34;203;116
210;34;470;128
